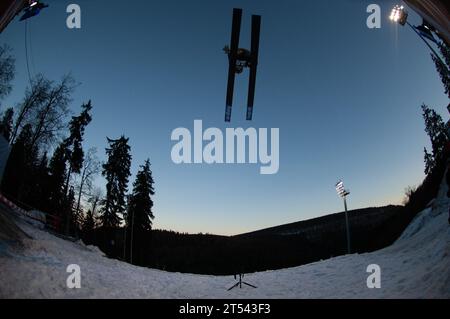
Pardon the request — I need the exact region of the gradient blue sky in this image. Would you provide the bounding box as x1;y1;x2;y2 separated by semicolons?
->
1;0;448;235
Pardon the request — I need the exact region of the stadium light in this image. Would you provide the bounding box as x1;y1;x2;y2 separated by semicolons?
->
389;5;408;25
389;4;449;73
335;180;351;254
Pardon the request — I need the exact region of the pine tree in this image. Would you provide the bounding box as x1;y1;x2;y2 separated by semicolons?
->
65;186;77;234
431;41;450;99
39;102;93;234
47;141;69;218
28;152;50;209
100;136;132;228
1;124;37;200
63;101;93;194
127;159;155;232
0;45;15;102
424;148;435;175
81;208;97;245
125;159;155;264
421;104;448;174
82;209;96;233
0;107;14;142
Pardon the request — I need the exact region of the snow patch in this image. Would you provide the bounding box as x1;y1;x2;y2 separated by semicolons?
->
0;184;449;298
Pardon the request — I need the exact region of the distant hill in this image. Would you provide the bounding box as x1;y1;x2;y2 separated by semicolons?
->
88;204;405;275
236;205;402;242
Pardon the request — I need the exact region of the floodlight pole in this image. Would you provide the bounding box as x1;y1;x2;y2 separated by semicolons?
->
130;210;135;264
343;195;351;255
335;181;352;254
123;223;127;260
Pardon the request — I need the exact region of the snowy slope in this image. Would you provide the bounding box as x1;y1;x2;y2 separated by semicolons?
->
0;182;449;298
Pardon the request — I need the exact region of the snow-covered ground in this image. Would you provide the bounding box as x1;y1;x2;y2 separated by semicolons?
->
1;181;449;298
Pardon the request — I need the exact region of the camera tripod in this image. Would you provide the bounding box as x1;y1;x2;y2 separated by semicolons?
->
227;273;257;291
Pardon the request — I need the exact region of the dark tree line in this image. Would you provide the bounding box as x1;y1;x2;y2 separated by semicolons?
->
422;104;448;175
399;36;450;233
0;45;156;261
85;205;403;275
431;37;450;100
421;38;449;176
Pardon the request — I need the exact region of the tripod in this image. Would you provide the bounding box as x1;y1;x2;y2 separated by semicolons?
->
227;273;257;291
